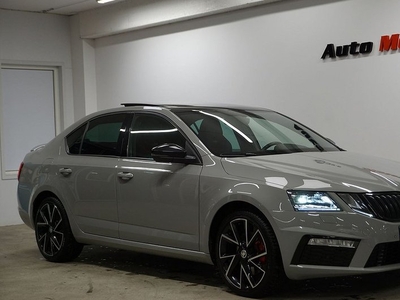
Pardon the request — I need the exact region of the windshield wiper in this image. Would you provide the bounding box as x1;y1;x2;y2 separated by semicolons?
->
220;152;259;157
294;124;324;152
221;151;292;157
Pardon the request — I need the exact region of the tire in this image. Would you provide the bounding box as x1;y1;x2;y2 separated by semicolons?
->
215;210;284;298
35;197;83;262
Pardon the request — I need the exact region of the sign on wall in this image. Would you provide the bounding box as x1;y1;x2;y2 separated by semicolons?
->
321;33;400;59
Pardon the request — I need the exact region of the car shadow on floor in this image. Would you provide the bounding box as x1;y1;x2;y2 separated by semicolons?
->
74;244;224;288
73;244;400;299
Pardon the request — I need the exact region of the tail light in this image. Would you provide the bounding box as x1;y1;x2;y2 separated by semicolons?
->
17;162;24;181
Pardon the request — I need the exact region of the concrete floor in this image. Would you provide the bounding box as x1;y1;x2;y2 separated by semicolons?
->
2;225;400;300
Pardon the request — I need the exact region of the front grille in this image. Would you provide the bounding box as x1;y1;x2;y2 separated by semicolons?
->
355;192;400;222
365;241;400;267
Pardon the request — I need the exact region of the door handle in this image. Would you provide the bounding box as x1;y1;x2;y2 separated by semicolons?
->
59;168;72;176
117;172;134;181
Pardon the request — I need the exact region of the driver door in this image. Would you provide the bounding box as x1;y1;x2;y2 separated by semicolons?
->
117;113;202;250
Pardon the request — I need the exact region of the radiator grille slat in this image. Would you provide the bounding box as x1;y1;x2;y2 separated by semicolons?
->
356;192;400;222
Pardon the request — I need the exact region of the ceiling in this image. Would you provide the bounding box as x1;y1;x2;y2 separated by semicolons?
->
0;0;124;16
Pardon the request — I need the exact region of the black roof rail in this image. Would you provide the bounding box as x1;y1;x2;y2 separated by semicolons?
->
121;103;163;107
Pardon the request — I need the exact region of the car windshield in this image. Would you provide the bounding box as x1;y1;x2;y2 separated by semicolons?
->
174;108;341;157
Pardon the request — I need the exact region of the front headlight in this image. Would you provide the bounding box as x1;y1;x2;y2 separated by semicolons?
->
287;191;342;212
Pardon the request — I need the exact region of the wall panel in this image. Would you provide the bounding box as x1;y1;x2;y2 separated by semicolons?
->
94;0;400;161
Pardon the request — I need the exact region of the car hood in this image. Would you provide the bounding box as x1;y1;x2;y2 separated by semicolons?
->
221;151;400;193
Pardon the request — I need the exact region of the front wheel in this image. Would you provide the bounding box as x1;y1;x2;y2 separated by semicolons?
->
35;197;83;262
215;211;284;298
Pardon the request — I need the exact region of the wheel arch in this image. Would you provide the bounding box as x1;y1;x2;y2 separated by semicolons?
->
208;200;280;264
32;191;61;221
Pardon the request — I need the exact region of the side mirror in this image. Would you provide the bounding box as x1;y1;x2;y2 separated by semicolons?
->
151;143;197;164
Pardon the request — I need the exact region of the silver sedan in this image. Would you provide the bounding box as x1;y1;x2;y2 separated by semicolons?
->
17;104;400;298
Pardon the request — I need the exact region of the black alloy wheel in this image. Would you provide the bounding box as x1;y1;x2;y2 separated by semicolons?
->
35;197;83;262
215;211;284;298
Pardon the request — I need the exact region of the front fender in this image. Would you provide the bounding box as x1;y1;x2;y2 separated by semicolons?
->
198;165;291;254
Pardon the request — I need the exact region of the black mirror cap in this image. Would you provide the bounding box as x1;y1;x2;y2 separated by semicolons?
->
151;143;197;164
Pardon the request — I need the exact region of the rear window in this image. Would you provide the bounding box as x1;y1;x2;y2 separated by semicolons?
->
66;113;127;156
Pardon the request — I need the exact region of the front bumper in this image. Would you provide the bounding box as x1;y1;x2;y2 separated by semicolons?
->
273;210;400;280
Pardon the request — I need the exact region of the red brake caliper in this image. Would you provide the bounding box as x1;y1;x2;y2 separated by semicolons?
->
255;240;267;264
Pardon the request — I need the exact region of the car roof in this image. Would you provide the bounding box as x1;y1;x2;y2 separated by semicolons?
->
119;103;274;112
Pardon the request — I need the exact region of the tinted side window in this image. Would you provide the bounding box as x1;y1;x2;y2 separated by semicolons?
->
129;114;186;158
67;114;127;156
66;124;86;154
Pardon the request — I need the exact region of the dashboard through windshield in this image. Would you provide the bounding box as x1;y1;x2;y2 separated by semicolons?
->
174;108;341;157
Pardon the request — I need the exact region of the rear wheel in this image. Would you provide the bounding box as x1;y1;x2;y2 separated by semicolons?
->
35;197;83;262
215;211;284;298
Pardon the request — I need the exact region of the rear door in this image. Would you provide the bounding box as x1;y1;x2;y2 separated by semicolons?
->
59;113;130;238
117;112;202;250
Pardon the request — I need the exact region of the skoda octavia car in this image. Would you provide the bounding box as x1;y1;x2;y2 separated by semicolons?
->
18;104;400;298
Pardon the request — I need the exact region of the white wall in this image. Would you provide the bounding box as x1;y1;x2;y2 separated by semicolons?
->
0;10;74;225
94;0;400;162
3;0;400;225
79;0;281;38
70;15;98;121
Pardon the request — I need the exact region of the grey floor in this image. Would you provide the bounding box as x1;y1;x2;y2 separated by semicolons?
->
2;225;400;300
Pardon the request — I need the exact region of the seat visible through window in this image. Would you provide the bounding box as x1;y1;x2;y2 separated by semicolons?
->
197;117;232;155
129;114;186;158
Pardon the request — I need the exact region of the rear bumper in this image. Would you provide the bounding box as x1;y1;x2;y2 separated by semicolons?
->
18;207;33;230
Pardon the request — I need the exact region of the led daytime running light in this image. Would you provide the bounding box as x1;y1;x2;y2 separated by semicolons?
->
308;238;356;249
97;0;115;4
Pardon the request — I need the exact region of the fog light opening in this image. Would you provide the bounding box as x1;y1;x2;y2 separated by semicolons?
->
308;238;356;249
